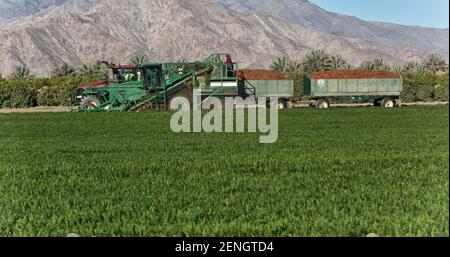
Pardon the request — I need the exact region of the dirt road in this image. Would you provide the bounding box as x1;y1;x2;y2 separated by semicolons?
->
0;107;68;113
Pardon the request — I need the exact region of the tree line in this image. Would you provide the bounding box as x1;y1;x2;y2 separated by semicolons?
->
0;52;448;108
0;56;151;108
270;50;449;102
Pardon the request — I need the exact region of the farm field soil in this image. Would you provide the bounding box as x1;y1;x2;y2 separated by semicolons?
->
0;106;68;113
0;106;448;236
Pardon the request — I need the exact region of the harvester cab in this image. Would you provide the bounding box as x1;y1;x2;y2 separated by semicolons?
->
108;65;142;83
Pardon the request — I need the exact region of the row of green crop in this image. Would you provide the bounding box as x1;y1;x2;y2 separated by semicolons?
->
0;75;101;108
0;107;448;236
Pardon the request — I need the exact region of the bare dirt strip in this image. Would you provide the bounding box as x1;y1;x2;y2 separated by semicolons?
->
0;107;68;113
0;102;447;113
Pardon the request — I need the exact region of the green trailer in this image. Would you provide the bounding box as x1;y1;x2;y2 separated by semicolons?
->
243;79;294;108
304;70;403;108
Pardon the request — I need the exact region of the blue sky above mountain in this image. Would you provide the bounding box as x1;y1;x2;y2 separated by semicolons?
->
311;0;449;29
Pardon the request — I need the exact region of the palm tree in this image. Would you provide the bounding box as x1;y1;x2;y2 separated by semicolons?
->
302;50;332;73
403;62;425;74
391;66;403;74
129;55;150;66
330;55;350;70
422;54;447;74
77;60;107;76
359;58;390;71
11;66;34;80
270;56;290;72
286;59;303;74
77;63;95;76
92;60;107;76
359;61;373;70
52;63;76;77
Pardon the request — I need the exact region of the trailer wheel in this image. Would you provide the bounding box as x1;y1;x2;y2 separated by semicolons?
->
381;98;396;108
315;99;330;109
80;96;100;111
276;101;287;110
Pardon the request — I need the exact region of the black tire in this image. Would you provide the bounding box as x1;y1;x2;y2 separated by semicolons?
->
276;100;288;110
315;99;330;109
381;97;396;108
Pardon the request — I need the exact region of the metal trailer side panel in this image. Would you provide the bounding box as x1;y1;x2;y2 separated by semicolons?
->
245;80;294;97
308;78;403;97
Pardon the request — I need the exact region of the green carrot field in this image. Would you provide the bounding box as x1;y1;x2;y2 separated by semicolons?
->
0;106;448;236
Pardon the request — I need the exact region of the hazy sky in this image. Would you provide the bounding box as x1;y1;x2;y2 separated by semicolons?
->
310;0;449;28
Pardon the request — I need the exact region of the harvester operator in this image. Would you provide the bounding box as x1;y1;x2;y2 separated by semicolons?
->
124;72;136;81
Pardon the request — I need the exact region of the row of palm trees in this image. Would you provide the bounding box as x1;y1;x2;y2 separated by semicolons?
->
3;52;448;81
270;50;351;74
271;50;448;75
4;55;150;80
4;61;106;80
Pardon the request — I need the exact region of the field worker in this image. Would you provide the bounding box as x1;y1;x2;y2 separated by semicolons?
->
124;72;136;81
225;54;233;66
225;54;234;77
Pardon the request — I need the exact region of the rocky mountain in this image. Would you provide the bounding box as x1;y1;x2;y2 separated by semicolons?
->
212;0;449;58
0;0;444;76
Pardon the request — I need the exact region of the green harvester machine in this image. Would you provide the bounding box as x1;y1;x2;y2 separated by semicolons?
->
72;54;249;112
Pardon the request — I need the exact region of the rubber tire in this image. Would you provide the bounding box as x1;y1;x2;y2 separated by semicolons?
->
315;99;330;109
381;98;396;108
276;101;287;110
169;98;189;111
80;96;100;111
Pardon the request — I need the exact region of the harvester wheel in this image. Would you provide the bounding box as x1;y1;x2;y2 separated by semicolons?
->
169;98;189;111
80;96;101;111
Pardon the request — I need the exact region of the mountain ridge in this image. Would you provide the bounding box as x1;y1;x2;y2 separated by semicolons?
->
211;0;449;58
0;0;446;76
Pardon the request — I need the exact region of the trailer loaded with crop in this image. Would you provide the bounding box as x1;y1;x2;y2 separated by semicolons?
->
237;69;294;109
304;70;403;108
